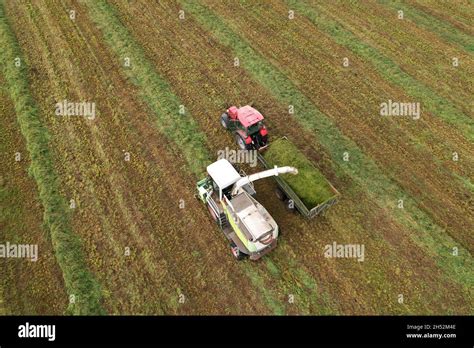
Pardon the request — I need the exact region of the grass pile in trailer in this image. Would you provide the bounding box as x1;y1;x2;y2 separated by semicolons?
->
263;137;335;207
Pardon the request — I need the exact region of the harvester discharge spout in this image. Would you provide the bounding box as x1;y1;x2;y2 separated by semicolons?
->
231;166;298;196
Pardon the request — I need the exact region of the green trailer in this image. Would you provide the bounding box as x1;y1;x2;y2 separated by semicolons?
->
258;137;340;219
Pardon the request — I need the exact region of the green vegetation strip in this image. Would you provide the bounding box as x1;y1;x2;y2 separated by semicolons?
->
381;0;474;53
265;257;337;314
85;0;286;314
243;267;285;315
0;2;104;315
84;0;210;177
180;0;474;293
264;138;335;207
286;0;474;143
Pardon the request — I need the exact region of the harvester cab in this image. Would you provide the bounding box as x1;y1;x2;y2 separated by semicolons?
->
220;105;269;150
197;159;297;260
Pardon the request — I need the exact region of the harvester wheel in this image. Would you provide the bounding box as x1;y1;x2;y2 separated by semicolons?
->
230;242;246;261
220;113;229;129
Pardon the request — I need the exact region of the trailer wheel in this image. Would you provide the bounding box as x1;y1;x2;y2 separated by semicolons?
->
275;187;286;201
230;242;246;261
220;113;229;129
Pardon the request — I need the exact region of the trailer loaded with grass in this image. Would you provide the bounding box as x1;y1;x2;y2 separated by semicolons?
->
259;137;340;218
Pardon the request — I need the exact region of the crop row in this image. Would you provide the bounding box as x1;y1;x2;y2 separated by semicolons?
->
0;1;104;315
84;0;210;177
382;0;474;52
321;1;473;115
286;0;474;143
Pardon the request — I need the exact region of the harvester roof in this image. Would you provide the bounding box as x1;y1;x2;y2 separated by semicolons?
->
237;105;264;128
207;159;241;189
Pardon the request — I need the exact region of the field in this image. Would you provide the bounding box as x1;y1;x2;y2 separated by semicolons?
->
0;0;472;315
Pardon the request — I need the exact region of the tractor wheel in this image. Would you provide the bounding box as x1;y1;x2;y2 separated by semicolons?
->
230;242;246;261
220;113;229;129
235;134;247;150
275;187;286;201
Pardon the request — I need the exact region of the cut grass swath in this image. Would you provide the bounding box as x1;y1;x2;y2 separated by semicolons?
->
380;0;474;53
286;0;474;144
320;1;473;114
180;0;474;292
84;0;210;177
0;2;104;315
0;78;67;314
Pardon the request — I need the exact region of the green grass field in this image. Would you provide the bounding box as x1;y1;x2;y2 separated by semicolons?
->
1;0;472;315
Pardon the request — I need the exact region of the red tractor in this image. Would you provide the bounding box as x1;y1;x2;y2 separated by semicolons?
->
220;105;269;150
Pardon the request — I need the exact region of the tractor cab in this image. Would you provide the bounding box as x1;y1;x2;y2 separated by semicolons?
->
221;105;268;150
